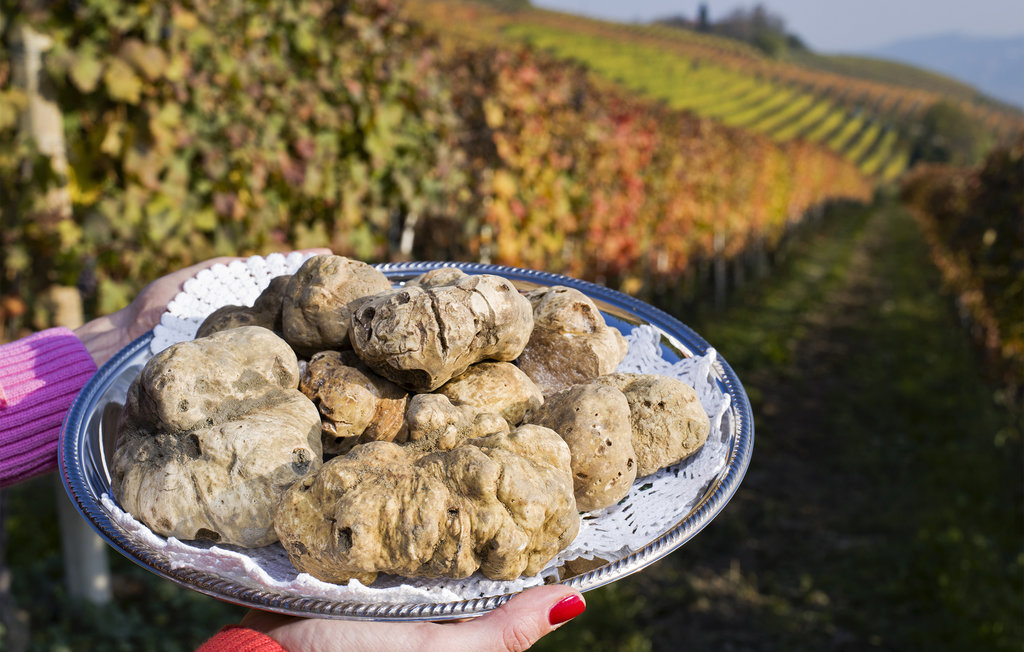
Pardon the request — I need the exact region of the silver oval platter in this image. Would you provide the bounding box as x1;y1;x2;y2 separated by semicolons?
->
60;260;754;621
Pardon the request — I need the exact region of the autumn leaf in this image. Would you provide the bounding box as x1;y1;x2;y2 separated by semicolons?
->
103;57;143;104
120;39;168;81
69;49;104;93
0;89;27;130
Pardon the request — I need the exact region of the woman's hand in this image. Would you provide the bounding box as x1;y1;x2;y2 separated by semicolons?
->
74;250;330;366
238;585;586;652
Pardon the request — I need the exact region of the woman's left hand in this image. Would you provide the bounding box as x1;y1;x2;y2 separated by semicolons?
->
75;250;330;366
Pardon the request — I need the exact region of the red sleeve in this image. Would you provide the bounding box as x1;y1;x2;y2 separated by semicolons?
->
195;625;287;652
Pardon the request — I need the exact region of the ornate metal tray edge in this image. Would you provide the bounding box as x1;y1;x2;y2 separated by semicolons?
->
59;261;754;621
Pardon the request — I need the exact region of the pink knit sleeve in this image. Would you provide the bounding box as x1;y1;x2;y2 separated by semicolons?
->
0;328;97;488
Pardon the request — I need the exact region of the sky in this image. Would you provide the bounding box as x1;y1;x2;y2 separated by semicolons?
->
530;0;1024;53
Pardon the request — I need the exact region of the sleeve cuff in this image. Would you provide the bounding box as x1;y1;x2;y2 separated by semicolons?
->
0;328;97;487
195;625;287;652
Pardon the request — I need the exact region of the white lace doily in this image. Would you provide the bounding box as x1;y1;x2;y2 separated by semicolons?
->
121;256;732;604
151;252;319;354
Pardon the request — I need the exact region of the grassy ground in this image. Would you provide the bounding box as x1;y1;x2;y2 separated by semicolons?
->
2;477;246;650
2;200;1021;651
535;201;1023;651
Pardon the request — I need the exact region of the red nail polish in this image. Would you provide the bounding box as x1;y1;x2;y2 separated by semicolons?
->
548;594;586;625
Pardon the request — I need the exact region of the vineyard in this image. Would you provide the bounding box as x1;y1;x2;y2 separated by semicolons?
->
901;134;1024;396
1;0;874;341
406;0;1024;182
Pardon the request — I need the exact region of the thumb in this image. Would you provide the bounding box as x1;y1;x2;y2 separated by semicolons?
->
450;585;586;652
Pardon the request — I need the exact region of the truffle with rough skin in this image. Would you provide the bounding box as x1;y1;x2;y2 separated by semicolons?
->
349;274;534;392
282;255;392;357
274;425;579;584
299;351;409;456
594;373;710;476
435;361;543;426
406;267;467;288
195;275;292;339
111;326;323;548
399;393;510;452
517;286;629;395
527;382;637;511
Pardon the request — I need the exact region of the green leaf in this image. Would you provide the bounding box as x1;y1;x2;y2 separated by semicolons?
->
103;57;143;104
69;49;104;93
192;208;218;231
97;278;133;314
145;194;178;241
100;120;124;156
292;22;316;55
0;89;28;131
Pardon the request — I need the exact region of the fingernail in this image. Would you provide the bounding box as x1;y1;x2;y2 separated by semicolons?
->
548;594;586;625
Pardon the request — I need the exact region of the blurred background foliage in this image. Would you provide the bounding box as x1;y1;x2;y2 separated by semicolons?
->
1;0;873;342
2;0;466;325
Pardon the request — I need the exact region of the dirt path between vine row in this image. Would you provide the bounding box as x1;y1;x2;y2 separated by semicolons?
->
537;204;1022;652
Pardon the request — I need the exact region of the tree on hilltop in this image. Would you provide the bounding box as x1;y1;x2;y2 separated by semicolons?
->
654;3;807;57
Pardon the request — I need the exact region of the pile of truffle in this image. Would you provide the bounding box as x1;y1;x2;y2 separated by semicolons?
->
111;255;710;586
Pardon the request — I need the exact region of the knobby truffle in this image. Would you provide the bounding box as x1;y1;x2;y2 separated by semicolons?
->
299;350;408;456
195;274;291;339
350;274;534;392
111;326;323;548
527;382;636;512
282;255;392;357
435;361;543;427
594;373;710;476
399;393;509;451
518;286;629;395
274;425;579;585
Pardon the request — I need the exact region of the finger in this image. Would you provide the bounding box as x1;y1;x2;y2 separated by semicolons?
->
297;247;333;256
127;256;241;332
444;586;586;652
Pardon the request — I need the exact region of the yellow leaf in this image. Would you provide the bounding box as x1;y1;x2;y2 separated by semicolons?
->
121;39;168;81
192;208;217;231
69;50;104;93
483;99;504;128
0;89;27;130
164;53;188;82
172;7;199;30
492;170;517;199
67;163;101;206
57;219;82;248
100;121;124;156
103;58;142;104
98;278;132;314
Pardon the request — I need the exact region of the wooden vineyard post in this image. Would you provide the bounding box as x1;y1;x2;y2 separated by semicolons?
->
12;23;113;606
54;474;114;605
10;22;71;219
43;287;113;607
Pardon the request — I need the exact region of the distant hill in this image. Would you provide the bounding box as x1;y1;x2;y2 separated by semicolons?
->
404;0;1024;178
865;33;1024;110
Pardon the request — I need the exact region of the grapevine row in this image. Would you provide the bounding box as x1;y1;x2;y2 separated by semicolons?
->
2;0;873;338
901;135;1024;398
